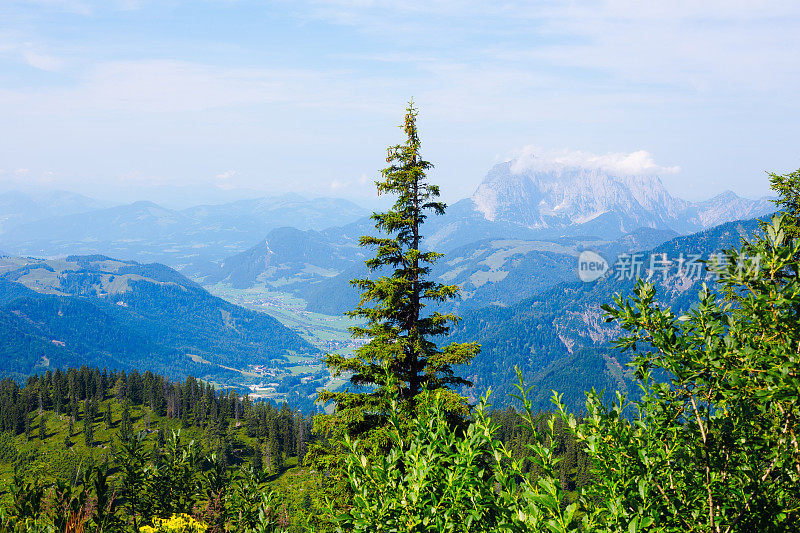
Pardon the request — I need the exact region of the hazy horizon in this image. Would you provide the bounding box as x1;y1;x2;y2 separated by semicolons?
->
0;164;779;212
1;1;799;207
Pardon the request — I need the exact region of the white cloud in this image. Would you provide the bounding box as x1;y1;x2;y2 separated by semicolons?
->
0;60;307;116
0;33;68;73
16;0;152;15
0;59;393;118
300;0;800;94
329;174;374;193
215;170;239;190
22;50;64;71
510;147;680;176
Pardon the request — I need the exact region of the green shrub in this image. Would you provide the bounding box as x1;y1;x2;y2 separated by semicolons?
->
332;384;583;533
581;213;800;532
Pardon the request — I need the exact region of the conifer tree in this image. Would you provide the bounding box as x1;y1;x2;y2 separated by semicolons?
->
70;395;79;423
247;407;259;438
24;411;31;441
120;401;133;442
84;398;94;447
319;101;479;440
267;432;281;474
54;387;62;416
296;414;308;461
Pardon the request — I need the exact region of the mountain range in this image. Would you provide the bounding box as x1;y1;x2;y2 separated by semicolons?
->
469;160;773;237
0;158;778;409
0;190;105;234
0;193;369;276
450;215;765;410
205;158;772;316
0;255;318;384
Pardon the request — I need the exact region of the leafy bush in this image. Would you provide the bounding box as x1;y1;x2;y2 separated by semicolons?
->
582;213;800;531
332;383;583;533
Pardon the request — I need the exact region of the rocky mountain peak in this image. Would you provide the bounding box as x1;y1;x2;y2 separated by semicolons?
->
470;154;773;237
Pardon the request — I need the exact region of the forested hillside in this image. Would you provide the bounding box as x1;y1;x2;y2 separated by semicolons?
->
0;366;322;529
0;365;586;532
0;256;319;388
451;216;765;409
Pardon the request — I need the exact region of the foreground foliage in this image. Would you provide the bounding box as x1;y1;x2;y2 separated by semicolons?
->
331;212;800;532
0;431;291;533
334;382;583;533
584;213;800;531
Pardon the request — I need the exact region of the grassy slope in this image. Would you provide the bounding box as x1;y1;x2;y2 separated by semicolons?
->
0;400;310;490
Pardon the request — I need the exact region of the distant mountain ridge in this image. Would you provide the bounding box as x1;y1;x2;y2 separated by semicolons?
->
0;163;773;285
469;160;774;238
0;192;370;275
211;220;680;317
210;226;364;289
0;190;105;234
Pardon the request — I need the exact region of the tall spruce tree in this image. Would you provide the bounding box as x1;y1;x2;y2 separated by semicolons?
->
319;102;479;439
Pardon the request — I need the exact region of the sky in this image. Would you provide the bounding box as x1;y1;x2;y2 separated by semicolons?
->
0;0;798;207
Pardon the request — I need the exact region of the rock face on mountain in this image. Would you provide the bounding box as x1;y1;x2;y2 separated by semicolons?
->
693;191;776;229
469;160;774;237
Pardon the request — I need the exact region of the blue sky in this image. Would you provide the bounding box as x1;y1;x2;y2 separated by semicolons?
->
0;0;798;207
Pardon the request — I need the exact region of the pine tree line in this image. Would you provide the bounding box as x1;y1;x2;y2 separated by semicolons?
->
0;366;312;471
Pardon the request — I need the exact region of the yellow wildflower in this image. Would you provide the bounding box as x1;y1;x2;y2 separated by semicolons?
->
139;513;208;533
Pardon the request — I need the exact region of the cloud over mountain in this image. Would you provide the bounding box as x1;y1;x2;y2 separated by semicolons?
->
510;147;680;176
